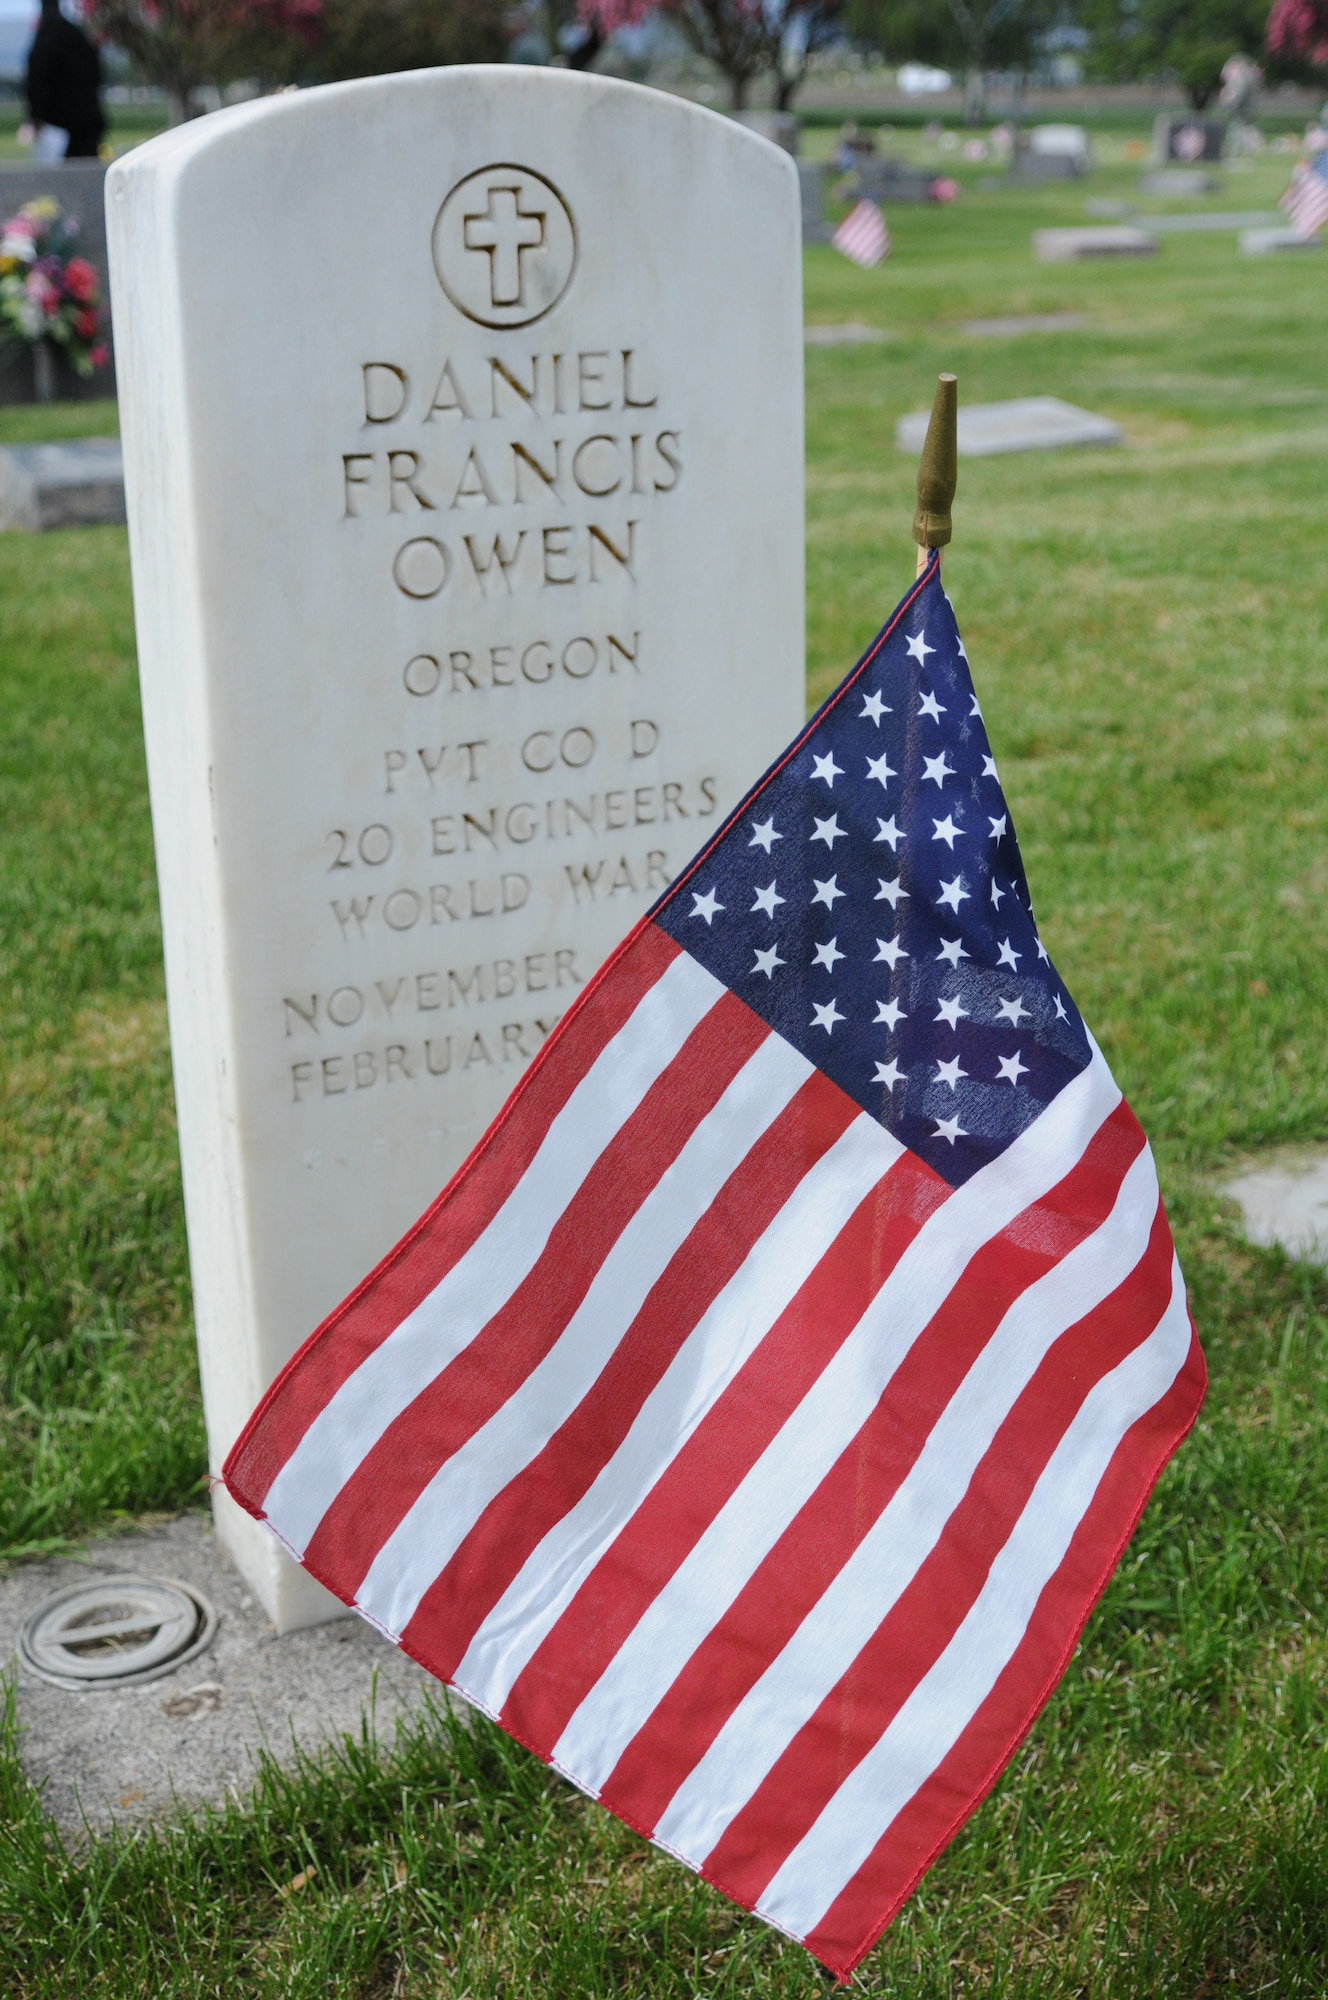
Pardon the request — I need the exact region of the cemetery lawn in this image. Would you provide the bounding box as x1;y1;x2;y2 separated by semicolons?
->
4;136;1328;1995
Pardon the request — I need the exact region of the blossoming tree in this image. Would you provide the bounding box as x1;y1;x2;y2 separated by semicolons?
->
1267;0;1328;73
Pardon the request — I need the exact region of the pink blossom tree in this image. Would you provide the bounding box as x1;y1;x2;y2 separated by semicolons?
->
1267;0;1328;69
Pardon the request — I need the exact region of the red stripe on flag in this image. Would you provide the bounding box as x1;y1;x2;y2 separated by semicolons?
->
599;1100;1146;1834
499;1149;951;1758
699;1196;1176;1911
803;1326;1206;1977
398;1068;864;1682
299;989;770;1598
227;922;682;1508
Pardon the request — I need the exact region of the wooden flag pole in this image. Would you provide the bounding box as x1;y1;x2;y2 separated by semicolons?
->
913;372;958;577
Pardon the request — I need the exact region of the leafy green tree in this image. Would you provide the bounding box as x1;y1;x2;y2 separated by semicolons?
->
83;0;320;121
300;0;507;81
1082;0;1270;107
847;0;1064;121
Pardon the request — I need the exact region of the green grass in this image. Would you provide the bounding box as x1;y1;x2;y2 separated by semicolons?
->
3;128;1328;1994
0;401;119;445
0;104;169;163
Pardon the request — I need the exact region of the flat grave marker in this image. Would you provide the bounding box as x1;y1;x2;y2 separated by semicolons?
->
1225;1156;1328;1266
897;396;1122;459
0;438;124;532
1034;225;1157;262
107;68;805;1630
1240;226;1321;255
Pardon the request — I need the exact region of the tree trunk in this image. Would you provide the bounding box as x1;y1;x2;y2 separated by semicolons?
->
728;69;749;110
964;67;986;125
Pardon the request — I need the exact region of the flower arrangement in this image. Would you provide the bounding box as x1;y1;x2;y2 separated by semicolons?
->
0;198;109;379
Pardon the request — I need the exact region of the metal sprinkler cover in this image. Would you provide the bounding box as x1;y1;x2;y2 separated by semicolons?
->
18;1574;218;1691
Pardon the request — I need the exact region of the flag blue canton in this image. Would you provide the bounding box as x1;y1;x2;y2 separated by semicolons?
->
653;555;1091;1188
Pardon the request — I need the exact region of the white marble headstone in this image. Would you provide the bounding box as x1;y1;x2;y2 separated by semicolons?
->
107;69;805;1630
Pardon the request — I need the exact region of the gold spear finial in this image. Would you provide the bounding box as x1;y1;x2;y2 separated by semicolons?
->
913;373;957;576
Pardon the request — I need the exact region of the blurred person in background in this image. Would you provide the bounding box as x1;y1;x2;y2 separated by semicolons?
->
25;0;106;159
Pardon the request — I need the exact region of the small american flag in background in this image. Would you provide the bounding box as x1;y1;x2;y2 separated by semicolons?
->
1282;156;1328;241
225;555;1205;1980
832;198;891;268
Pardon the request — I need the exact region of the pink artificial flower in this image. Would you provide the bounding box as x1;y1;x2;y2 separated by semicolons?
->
930;177;961;203
25;269;60;314
64;256;98;302
75;307;99;339
90;344;109;369
5;214;37;241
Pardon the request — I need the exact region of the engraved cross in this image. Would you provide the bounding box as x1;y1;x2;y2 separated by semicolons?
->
463;186;546;309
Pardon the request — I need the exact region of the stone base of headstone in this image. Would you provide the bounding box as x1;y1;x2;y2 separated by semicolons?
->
0;162;116;405
1240;226;1321;254
0;1512;442;1836
0;438;125;532
1034;226;1156;262
897;395;1122;458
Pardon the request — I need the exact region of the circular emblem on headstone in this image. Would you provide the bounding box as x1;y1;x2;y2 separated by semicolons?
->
432;164;577;329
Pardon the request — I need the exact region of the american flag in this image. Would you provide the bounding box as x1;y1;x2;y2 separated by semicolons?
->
1281;155;1328;241
832;197;890;268
225;555;1204;1979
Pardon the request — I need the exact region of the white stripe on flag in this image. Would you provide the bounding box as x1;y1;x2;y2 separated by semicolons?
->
354;1030;814;1638
649;1143;1160;1860
265;949;726;1554
452;1111;905;1713
554;1047;1122;1793
755;1257;1191;1941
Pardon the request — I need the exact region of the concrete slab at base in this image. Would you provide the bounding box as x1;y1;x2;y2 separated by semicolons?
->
0;1514;440;1836
0;438;125;532
1224;1154;1328;1266
896;396;1122;459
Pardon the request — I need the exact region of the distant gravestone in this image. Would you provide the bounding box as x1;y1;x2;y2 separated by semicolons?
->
897;396;1122;458
1153;115;1224;165
107;69;805;1632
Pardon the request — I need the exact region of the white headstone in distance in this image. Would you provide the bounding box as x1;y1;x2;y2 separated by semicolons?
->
106;69;805;1631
